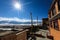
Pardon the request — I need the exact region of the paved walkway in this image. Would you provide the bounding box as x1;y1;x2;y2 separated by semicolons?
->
28;29;52;40
36;37;51;40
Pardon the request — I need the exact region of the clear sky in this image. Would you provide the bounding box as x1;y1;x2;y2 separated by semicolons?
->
0;0;52;24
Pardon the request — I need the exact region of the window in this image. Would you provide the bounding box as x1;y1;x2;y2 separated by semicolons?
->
49;21;52;27
49;13;51;18
52;7;56;16
53;20;59;30
58;0;60;10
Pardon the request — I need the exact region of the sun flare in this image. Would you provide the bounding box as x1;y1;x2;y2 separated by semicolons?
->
14;2;21;10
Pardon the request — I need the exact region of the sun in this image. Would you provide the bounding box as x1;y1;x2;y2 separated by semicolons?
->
14;2;21;10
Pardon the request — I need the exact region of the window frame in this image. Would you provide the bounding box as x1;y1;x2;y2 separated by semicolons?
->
53;20;59;30
52;6;56;16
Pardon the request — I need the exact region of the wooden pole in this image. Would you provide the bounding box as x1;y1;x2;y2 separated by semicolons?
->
37;16;38;26
30;12;33;26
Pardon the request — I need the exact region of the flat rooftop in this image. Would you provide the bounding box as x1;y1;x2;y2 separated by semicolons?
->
0;30;13;37
0;29;24;37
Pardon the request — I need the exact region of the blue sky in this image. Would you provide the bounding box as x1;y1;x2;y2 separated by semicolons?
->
0;0;52;24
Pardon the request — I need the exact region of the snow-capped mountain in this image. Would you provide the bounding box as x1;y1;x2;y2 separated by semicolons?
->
0;21;41;24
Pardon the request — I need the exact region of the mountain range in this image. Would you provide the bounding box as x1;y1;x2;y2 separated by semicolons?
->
0;21;41;24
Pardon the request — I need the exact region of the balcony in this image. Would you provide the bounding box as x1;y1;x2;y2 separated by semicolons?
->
49;12;60;21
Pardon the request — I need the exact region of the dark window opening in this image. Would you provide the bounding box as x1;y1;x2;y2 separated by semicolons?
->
49;21;52;27
0;38;1;40
53;20;59;30
49;13;51;18
52;6;56;16
58;0;60;11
